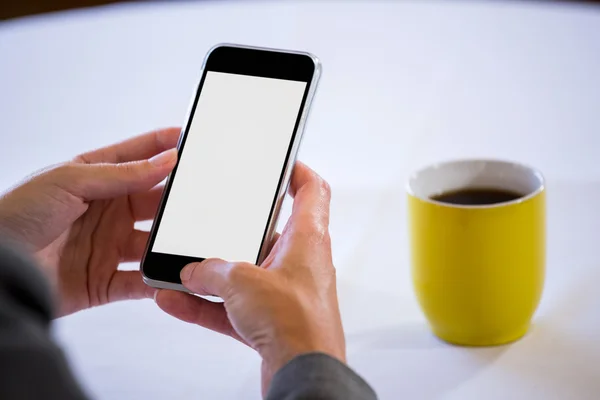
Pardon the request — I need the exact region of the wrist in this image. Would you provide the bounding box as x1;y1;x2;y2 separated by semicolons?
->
260;329;346;374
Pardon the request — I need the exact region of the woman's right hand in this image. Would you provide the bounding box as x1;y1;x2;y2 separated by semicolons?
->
155;162;345;395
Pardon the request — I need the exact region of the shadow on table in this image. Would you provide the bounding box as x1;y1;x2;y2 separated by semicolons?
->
345;261;600;399
486;261;600;399
338;278;506;398
347;322;445;350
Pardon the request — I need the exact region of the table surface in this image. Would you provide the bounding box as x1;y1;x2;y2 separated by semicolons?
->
2;1;600;399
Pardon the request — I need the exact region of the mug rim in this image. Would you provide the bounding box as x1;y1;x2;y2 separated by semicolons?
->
406;158;545;209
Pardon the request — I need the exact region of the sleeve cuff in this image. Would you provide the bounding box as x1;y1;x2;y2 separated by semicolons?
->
266;352;378;400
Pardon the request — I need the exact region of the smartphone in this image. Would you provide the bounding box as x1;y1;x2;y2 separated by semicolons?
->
140;44;321;291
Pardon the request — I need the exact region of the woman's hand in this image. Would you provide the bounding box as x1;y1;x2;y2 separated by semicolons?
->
0;128;180;316
156;162;346;394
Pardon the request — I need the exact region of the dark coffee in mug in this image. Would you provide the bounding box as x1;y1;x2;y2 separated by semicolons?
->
431;188;524;206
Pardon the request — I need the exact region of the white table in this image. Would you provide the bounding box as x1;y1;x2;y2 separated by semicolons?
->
2;1;600;398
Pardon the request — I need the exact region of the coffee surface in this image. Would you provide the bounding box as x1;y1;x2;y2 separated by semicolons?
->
431;188;524;205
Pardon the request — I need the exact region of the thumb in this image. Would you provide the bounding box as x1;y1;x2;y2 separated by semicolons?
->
59;148;177;200
180;259;250;299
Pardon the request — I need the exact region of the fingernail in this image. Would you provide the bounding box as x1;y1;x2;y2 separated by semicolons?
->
153;289;160;302
149;148;177;167
180;263;197;282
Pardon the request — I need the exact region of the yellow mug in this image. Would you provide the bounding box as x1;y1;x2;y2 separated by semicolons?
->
407;159;545;346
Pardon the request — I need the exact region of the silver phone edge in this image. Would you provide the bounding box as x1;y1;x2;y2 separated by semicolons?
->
143;276;224;303
141;43;322;292
142;276;191;293
256;52;322;265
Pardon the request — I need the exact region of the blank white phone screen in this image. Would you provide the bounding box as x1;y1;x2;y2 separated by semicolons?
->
152;71;307;262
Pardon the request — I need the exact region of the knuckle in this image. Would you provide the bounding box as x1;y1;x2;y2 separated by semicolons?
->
319;177;332;198
224;263;265;294
321;230;332;247
14;162;89;202
45;162;81;185
119;161;138;175
295;221;329;245
47;162;73;176
327;260;337;277
72;152;93;164
225;262;252;285
185;262;201;279
117;160;149;180
310;224;327;243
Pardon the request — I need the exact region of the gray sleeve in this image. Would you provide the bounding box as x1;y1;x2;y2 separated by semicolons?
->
266;352;378;400
0;238;90;400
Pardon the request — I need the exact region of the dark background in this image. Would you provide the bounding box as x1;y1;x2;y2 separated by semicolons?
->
1;0;130;20
1;0;599;21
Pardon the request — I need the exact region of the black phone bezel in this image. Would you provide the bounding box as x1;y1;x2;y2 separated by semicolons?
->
141;45;316;285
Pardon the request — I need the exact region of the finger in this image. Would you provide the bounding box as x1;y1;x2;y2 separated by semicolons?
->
270;232;281;248
180;259;253;299
288;161;332;229
129;186;165;221
155;290;245;344
108;270;156;302
260;232;282;269
266;232;281;255
121;229;150;262
56;148;177;201
75;127;181;164
288;161;325;198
